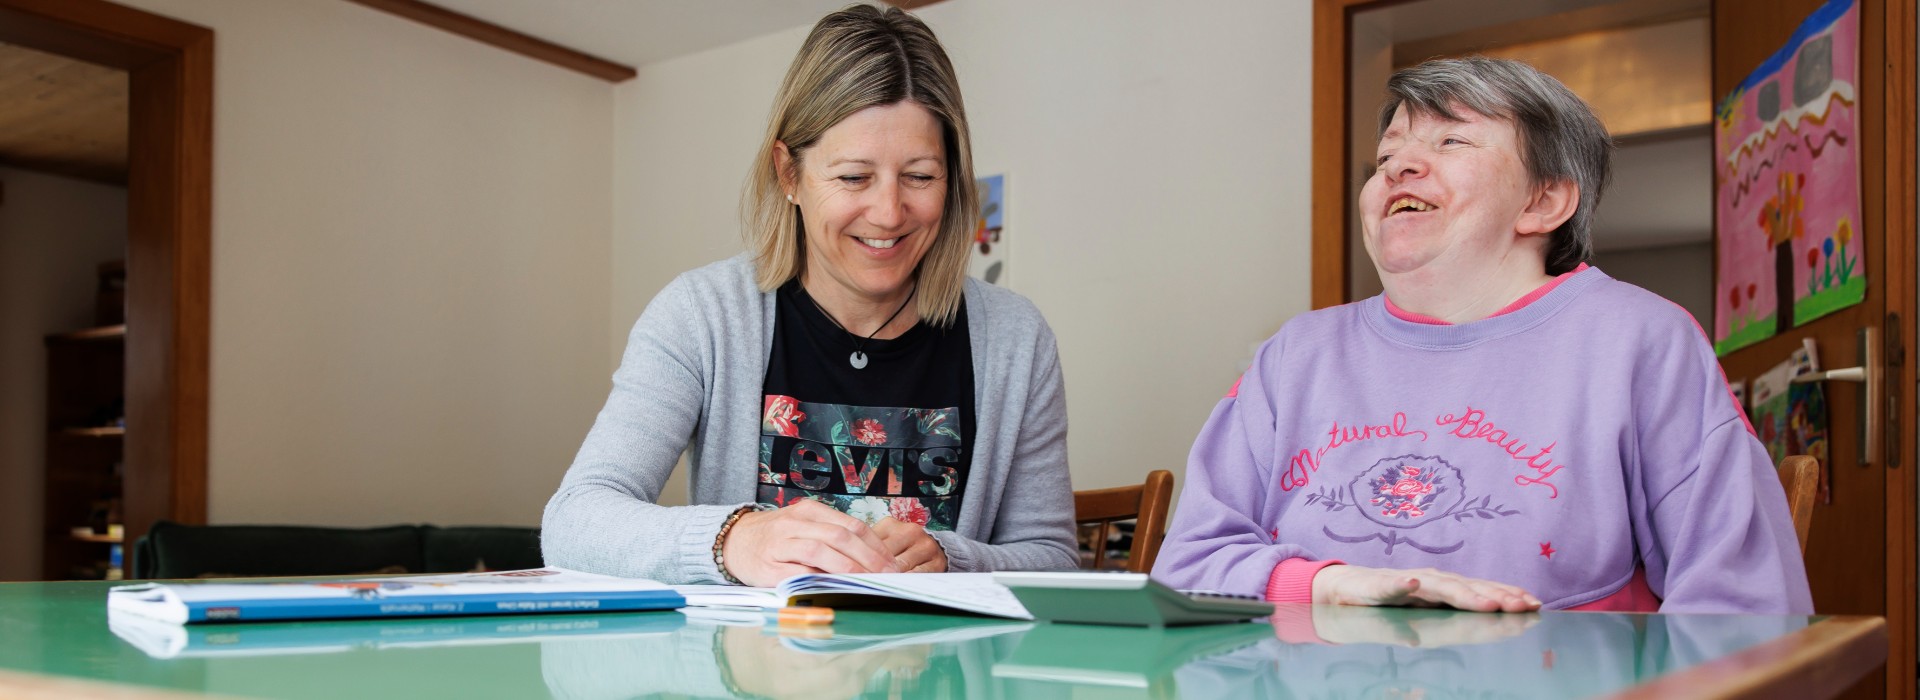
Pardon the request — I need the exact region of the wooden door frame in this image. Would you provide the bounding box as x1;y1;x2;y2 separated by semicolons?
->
1882;6;1917;700
1312;1;1915;696
0;0;210;553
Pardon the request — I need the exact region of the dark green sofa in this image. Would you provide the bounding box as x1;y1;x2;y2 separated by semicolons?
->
131;521;543;579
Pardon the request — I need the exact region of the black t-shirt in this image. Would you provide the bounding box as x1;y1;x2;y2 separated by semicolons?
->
759;281;975;531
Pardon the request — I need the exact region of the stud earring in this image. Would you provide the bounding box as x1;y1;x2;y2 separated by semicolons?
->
786;194;794;204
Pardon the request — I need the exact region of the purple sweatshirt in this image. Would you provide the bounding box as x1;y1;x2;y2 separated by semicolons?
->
1152;267;1813;613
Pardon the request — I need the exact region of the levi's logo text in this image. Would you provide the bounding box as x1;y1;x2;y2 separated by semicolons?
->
759;395;965;531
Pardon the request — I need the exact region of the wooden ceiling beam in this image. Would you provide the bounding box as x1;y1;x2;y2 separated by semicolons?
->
341;0;636;83
0;0;193;69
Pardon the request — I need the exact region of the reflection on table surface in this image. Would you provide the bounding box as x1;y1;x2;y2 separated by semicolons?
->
0;579;1845;699
538;607;1810;700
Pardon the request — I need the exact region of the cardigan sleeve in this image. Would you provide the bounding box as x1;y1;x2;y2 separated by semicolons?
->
541;274;748;584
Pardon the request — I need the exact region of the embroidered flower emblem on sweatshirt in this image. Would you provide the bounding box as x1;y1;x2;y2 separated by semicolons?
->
1357;458;1460;526
1306;454;1521;555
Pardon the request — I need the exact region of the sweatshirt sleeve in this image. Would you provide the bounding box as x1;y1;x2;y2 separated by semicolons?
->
1642;418;1814;614
541;275;746;584
1267;557;1345;603
1631;319;1813;615
934;318;1080;572
1152;340;1326;597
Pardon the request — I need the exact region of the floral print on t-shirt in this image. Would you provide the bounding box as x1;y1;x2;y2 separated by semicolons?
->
757;394;966;531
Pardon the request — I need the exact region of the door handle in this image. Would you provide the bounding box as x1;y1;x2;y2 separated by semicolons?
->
1789;326;1882;468
1795;367;1867;382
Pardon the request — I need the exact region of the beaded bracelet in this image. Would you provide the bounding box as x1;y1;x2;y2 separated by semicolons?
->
713;504;771;585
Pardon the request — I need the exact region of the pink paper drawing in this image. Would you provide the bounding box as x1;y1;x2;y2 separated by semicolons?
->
1713;0;1864;356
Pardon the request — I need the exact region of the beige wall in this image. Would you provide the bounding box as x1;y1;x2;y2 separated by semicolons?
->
28;0;1317;531
0;167;127;580
113;0;615;527
612;0;1316;501
611;25;808;362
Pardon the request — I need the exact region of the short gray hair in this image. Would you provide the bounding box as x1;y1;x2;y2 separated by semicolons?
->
1379;57;1612;275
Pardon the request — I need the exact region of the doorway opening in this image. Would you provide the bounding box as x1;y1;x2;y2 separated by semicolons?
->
0;40;130;581
1340;0;1715;322
0;0;211;581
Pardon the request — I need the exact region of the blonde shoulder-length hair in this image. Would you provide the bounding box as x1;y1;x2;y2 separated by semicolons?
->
743;4;978;328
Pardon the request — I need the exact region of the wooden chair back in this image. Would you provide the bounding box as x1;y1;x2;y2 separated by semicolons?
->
1778;455;1817;556
1072;470;1174;573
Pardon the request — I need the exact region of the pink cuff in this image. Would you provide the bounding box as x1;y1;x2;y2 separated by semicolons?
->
1267;559;1347;645
1265;557;1344;604
1269;603;1325;644
1565;567;1661;613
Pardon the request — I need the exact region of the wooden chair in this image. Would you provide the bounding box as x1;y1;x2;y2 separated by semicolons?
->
1778;455;1818;556
1073;470;1174;573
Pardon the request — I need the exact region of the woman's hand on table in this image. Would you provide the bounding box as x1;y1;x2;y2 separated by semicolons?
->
721;500;900;587
1308;605;1540;647
720;625;930;699
872;517;949;573
1312;564;1540;613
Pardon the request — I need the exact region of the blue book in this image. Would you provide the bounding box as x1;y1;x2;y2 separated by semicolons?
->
110;605;686;658
107;568;685;624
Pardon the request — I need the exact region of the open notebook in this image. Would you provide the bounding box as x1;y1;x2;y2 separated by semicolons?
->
674;572;1031;620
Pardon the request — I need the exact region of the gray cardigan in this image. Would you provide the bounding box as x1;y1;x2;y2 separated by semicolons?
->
542;255;1079;583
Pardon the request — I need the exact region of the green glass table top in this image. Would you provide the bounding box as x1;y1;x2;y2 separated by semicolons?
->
0;579;1841;699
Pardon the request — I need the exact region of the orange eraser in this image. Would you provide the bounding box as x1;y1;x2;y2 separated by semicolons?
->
775;606;834;626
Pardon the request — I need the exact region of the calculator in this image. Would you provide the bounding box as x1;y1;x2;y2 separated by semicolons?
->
992;571;1274;627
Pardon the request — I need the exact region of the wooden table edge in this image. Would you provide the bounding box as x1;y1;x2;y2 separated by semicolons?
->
0;606;1883;699
1598;615;1887;700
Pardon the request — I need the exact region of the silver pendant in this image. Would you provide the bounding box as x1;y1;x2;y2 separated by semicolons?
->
849;351;868;369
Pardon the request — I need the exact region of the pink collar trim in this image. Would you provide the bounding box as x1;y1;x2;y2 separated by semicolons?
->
1384;263;1591;326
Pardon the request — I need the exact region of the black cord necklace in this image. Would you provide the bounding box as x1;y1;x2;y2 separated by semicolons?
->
806;285;916;370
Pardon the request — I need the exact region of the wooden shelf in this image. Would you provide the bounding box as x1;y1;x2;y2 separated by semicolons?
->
56;426;124;438
46;325;125;343
43;319;126;580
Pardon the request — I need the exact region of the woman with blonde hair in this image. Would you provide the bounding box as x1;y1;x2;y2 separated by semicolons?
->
543;5;1077;586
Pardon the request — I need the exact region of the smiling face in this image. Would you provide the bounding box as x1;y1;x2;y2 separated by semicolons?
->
1359;104;1546;278
781;101;948;310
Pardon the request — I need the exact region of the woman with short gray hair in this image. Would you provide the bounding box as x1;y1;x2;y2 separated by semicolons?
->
1155;57;1812;615
543;5;1078;586
1378;56;1612;276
